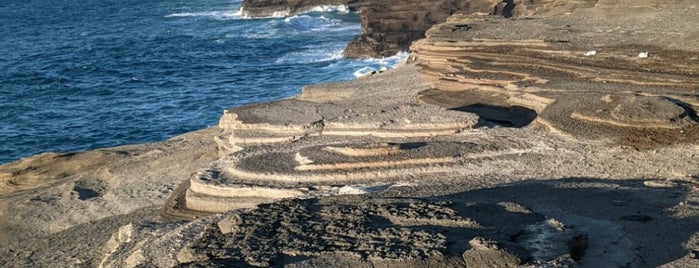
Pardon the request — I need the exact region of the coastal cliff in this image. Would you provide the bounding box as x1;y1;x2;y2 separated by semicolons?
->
241;0;504;58
2;0;699;267
240;0;602;58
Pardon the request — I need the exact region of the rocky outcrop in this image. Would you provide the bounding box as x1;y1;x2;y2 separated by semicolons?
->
240;0;505;58
411;0;699;148
101;178;699;267
239;0;605;58
5;1;699;267
161;65;487;218
341;0;502;58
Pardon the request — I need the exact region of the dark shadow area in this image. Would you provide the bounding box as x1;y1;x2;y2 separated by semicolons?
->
664;96;699;123
449;103;537;127
177;178;698;267
73;186;100;200
502;0;516;18
395;142;428;150
434;177;699;267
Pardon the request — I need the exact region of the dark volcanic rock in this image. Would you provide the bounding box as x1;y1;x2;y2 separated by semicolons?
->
241;0;503;58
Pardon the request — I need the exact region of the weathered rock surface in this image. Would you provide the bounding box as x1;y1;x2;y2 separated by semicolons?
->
154;65;699;267
241;0;508;58
101;179;699;267
2;0;699;267
240;0;607;58
341;0;502;58
412;0;699;148
0;129;219;267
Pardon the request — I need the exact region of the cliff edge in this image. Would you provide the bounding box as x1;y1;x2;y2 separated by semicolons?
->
240;0;603;58
240;0;504;58
2;0;699;267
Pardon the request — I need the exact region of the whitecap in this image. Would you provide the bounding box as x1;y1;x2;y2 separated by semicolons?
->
165;10;243;20
353;67;377;78
275;46;345;64
306;5;350;14
361;51;410;69
239;5;350;19
239;8;291;19
283;15;348;32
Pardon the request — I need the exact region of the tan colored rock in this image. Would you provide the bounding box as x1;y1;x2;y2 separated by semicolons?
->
463;237;521;267
411;4;699;148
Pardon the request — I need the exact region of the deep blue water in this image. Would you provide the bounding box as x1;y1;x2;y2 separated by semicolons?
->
0;0;405;164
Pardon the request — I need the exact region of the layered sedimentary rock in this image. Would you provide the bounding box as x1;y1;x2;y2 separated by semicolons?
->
104;178;699;267
163;65;488;218
412;1;699;148
240;0;604;58
341;0;502;58
160;0;699;245
5;1;699;267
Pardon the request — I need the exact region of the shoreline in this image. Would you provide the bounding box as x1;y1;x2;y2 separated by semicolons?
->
3;61;698;267
2;1;699;267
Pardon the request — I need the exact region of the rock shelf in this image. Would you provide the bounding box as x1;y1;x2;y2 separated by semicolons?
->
412;9;699;148
173;66;489;215
4;1;699;267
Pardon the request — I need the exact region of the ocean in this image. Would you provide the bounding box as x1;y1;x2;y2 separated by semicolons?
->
0;0;406;164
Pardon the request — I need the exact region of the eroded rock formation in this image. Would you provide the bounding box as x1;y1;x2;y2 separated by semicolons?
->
240;0;606;58
240;0;504;58
341;0;502;58
103;178;699;267
3;1;699;267
412;1;699;148
161;65;486;218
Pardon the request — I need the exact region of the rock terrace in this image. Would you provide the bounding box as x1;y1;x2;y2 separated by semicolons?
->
2;1;699;267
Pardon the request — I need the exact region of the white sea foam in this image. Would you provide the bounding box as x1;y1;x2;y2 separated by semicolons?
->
362;51;410;69
165;10;243;20
350;52;410;78
306;5;350;14
275;45;345;64
238;8;291;19
283;15;354;33
239;5;350;19
353;67;377;78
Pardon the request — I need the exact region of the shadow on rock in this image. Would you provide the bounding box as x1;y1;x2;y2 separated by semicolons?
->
173;178;699;267
449;103;537;127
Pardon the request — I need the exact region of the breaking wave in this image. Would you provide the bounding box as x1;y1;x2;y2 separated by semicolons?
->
238;5;351;19
165;10;243;20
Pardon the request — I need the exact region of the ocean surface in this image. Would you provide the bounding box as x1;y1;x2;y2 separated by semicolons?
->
0;0;406;164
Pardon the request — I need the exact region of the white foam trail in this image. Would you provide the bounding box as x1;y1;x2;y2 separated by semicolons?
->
284;14;311;24
238;8;291;19
362;51;410;69
275;47;345;64
282;15;353;33
239;5;350;19
353;67;377;78
307;5;350;14
165;10;243;19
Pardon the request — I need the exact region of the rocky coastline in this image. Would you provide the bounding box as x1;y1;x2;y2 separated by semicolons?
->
240;0;512;58
2;0;699;267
